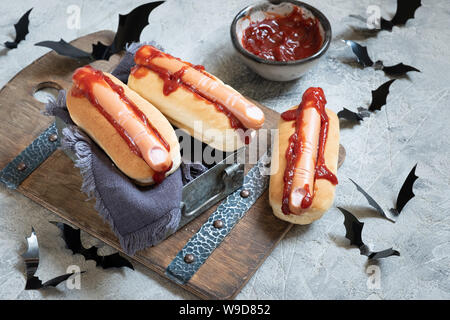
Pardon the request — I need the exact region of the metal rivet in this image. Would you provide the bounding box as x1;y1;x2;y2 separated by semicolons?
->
48;133;58;142
240;189;250;198
213;220;224;229
184;254;195;264
17;162;27;171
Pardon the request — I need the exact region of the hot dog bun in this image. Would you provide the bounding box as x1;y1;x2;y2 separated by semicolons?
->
128;70;244;152
127;45;264;152
66;70;181;185
269;106;339;224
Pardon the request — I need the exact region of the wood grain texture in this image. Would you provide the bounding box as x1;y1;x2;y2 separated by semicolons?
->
0;31;291;300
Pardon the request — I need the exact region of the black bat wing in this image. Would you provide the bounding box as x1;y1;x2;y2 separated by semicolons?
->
91;41;112;61
99;252;134;270
52;222;133;270
24;276;44;290
81;246;102;264
22;227;86;290
4;8;33;49
380;18;394;31
368;79;396;112
383;63;420;76
54;222;110;263
349;178;394;222
41;272;83;288
390;164;419;216
35;39;92;60
25;272;84;290
93;1;165;61
343;40;374;68
34;2;164;61
368;248;400;260
337;207;365;248
337;108;364;122
391;0;422;26
22;227;41;289
337;208;400;260
51;221;82;253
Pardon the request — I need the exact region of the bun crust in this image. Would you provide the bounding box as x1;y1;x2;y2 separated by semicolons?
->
66;72;181;185
269;107;339;224
128;70;246;152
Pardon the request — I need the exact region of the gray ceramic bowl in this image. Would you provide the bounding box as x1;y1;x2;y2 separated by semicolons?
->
230;0;332;81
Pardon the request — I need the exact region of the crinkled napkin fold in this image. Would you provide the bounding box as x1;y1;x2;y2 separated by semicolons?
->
44;43;206;256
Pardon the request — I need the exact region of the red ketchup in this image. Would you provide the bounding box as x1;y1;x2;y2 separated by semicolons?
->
131;46;249;135
71;66;172;182
280;87;338;215
242;6;323;62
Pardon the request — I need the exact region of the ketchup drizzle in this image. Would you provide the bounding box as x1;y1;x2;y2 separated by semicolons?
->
242;6;323;62
71;66;172;179
132;45;248;133
280;87;338;215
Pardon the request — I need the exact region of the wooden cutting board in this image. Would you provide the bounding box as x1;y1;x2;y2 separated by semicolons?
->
0;31;292;299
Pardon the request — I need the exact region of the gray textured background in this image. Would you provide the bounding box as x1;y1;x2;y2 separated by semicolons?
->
0;0;449;299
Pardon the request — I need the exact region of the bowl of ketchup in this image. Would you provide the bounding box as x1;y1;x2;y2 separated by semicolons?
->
231;1;331;81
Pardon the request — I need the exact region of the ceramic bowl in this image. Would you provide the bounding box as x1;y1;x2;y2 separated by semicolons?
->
230;0;332;81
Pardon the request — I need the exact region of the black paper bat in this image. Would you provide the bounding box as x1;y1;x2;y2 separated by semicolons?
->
4;8;32;49
22;227;84;290
389;164;419;216
25;273;83;290
350;0;421;32
51;222;134;270
381;0;422;31
337;207;400;260
349;178;395;222
349;164;419;222
381;63;420;76
368;79;396;111
337;79;395;122
35;1;164;61
343;40;373;68
343;40;420;76
337;107;370;122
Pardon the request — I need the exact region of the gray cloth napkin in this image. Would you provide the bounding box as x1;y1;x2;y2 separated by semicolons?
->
45;43;206;255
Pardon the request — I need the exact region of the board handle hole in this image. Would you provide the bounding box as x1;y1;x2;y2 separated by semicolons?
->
33;81;63;103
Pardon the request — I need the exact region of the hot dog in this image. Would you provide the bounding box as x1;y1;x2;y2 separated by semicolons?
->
269;87;339;224
66;66;181;185
128;45;265;151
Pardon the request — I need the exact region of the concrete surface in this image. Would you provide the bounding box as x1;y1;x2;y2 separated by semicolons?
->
0;0;449;299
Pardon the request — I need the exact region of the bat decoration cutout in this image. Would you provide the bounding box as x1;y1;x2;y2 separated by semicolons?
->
350;0;422;32
337;79;396;122
337;107;370;122
343;40;373;68
349;178;395;223
349;164;419;222
367;79;396;112
22;227;84;290
4;8;33;49
343;40;420;76
380;0;422;31
337;207;400;260
35;1;164;61
51;222;134;270
389;164;419;216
